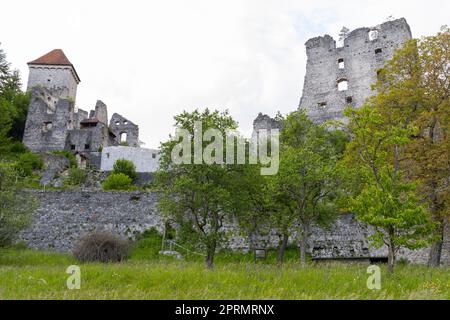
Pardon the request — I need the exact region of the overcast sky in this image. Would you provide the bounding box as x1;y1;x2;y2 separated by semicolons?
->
2;0;449;148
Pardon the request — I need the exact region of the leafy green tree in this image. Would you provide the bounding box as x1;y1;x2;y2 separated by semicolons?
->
0;45;30;145
273;111;346;264
231;159;290;264
113;159;138;181
341;105;435;273
155;109;246;269
368;27;449;266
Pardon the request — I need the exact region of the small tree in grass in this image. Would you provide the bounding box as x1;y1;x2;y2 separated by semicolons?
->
341;105;435;273
272;111;346;265
155;109;248;269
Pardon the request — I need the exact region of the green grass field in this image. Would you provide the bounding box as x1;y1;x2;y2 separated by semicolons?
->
0;246;449;300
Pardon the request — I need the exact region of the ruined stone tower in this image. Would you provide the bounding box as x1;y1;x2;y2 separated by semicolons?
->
299;18;412;123
22;49;141;168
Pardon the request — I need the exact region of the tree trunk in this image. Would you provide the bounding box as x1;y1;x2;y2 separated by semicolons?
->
277;233;289;266
205;241;216;269
387;239;395;274
299;224;310;265
428;220;444;267
428;199;444;267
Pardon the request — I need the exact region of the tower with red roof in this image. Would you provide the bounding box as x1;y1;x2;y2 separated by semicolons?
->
27;49;80;100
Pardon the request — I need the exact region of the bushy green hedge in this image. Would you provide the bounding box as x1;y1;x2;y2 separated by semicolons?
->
8;142;28;154
15;152;44;176
64;168;87;186
102;173;133;191
113;159;137;181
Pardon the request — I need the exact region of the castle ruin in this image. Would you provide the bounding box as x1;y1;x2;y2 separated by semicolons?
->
19;19;449;265
22;49;159;170
299;18;412;123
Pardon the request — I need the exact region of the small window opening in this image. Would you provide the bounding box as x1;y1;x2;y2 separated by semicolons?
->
346;96;353;104
318;102;327;109
120;132;127;143
375;48;382;54
369;30;379;41
337;79;348;91
115;121;120;126
152;153;156;159
338;58;345;69
84;144;90;150
43;122;53;132
124;121;128;125
71;145;76;150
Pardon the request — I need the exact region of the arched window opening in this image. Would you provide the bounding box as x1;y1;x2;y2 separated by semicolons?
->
338;58;345;69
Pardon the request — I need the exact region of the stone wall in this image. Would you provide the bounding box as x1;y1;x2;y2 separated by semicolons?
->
27;65;79;100
23;87;74;152
21;190;163;252
20;190;449;265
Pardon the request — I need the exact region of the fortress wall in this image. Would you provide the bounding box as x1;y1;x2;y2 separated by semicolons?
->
21;190;163;252
20;190;449;266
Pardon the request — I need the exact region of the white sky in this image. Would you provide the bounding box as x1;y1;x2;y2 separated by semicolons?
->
1;0;449;148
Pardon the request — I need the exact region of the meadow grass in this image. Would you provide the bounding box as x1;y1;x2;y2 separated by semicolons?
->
0;247;448;300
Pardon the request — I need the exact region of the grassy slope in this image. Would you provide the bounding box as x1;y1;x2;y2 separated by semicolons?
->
0;247;448;300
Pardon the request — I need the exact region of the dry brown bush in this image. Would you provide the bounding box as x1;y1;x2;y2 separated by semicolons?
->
73;231;130;263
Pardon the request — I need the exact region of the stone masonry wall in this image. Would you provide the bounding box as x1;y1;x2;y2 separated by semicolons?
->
20;190;449;265
21;190;163;252
27;65;78;100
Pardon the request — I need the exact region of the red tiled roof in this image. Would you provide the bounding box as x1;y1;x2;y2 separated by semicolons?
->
28;49;81;82
28;49;72;66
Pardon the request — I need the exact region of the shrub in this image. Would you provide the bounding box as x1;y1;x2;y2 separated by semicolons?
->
52;150;77;168
102;173;132;191
113;159;137;181
64;168;87;186
73;231;130;263
15;152;44;176
0;166;35;246
8;142;28;154
132;228;163;260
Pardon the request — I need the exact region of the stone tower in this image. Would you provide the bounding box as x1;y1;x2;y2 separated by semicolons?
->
27;49;80;100
299;18;412;123
23;50;81;152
